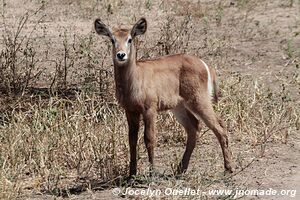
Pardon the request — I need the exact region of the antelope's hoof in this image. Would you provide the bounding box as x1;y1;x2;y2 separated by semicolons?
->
225;166;233;174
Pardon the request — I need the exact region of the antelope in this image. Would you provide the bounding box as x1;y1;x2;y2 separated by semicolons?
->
94;18;233;177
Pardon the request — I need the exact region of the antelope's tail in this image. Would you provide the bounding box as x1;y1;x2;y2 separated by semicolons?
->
211;67;221;103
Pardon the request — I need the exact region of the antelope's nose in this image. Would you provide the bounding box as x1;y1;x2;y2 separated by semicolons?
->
116;52;126;60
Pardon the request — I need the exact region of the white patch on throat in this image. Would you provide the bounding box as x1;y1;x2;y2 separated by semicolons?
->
200;59;213;97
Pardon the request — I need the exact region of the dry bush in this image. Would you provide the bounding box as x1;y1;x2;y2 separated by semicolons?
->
0;94;128;198
219;68;299;156
0;1;114;98
0;4;45;95
38;27;114;97
156;15;194;56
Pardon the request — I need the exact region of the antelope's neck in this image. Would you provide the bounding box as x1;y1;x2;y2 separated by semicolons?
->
113;54;140;107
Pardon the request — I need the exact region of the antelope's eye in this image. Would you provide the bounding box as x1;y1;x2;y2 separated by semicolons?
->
128;38;132;43
111;39;115;44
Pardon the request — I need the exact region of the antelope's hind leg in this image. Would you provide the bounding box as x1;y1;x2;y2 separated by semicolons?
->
186;96;233;173
172;103;200;174
142;108;157;175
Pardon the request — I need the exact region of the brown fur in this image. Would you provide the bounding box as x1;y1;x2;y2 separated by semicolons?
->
94;18;233;177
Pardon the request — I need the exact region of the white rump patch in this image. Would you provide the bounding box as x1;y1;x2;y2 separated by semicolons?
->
200;59;213;97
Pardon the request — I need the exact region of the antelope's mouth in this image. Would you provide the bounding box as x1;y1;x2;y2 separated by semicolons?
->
117;58;126;62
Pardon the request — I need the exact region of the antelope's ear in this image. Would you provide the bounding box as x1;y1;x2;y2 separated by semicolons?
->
131;18;147;38
94;18;112;38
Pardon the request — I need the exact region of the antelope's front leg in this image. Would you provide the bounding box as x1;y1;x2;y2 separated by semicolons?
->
126;111;141;177
143;108;157;173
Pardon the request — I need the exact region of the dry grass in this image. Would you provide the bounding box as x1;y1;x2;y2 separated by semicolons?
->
0;0;300;199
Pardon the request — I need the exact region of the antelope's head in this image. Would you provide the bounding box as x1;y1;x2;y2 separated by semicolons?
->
94;18;147;65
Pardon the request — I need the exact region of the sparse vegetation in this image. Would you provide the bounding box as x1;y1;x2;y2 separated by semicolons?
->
0;4;45;95
0;0;300;199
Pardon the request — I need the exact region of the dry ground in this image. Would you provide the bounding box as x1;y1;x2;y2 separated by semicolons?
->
0;0;300;199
